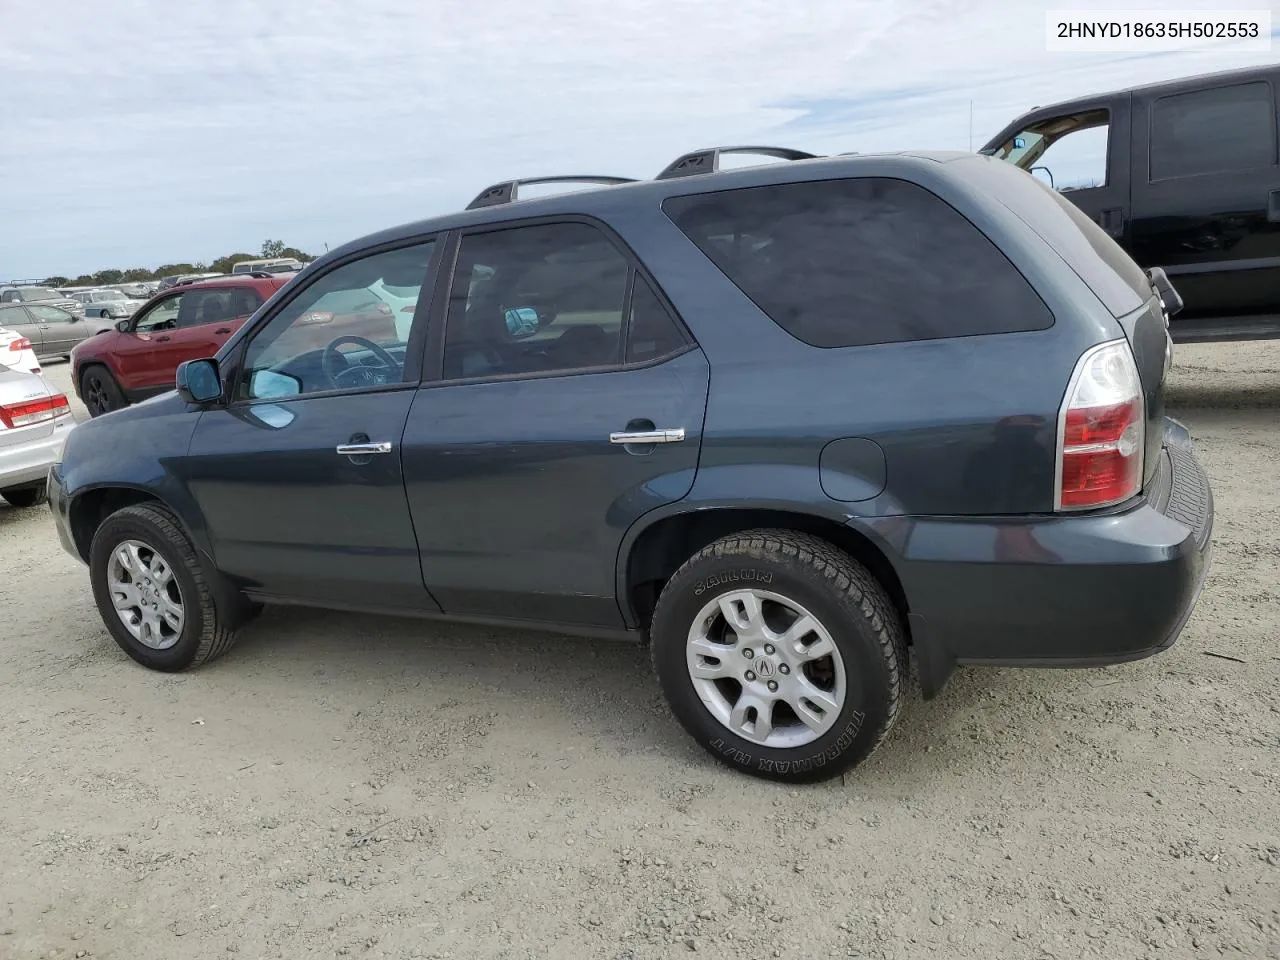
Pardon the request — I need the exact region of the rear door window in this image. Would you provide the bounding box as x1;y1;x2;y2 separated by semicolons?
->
441;222;631;379
663;177;1054;348
1150;81;1276;181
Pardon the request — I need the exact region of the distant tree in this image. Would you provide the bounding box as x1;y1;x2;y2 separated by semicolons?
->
155;263;198;277
279;246;312;262
72;274;94;285
121;267;156;281
210;252;256;274
91;269;124;285
44;275;70;286
261;239;286;258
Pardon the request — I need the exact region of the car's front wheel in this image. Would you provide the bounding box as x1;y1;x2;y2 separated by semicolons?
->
89;503;241;671
650;529;907;783
80;364;125;417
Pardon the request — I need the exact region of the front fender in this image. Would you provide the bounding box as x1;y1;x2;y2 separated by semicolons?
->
59;393;212;557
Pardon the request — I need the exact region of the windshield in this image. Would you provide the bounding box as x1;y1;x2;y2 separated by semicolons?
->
21;287;59;301
94;290;126;300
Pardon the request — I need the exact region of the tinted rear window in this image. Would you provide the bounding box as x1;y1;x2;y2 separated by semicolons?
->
967;157;1150;317
663;177;1054;348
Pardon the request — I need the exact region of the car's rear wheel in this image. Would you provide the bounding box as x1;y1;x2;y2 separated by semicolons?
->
80;364;125;417
1;484;47;508
650;529;907;783
89;503;240;671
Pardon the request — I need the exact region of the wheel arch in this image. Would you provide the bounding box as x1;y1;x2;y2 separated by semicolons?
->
68;484;167;563
619;504;911;641
70;483;257;630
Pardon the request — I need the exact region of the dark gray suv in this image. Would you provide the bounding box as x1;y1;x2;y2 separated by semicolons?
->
47;147;1213;783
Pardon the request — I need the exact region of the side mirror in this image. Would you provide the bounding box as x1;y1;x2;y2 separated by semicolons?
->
1029;165;1055;190
504;306;541;339
176;358;223;404
1146;267;1184;318
115;318;130;332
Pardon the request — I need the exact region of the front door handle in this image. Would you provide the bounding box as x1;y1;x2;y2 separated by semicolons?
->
155;335;171;342
609;428;685;444
336;441;392;456
214;327;232;335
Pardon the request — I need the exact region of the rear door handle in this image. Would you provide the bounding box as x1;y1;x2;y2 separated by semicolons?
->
336;441;392;455
609;428;685;444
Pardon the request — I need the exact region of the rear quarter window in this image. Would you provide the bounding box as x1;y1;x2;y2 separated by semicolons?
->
966;156;1150;317
662;177;1054;348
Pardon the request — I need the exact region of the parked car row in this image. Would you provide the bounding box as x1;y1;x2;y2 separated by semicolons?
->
0;284;85;318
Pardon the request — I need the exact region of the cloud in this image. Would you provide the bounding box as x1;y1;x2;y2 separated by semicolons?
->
0;0;1274;277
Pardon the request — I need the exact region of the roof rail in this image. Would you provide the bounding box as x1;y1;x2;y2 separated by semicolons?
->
466;175;638;210
655;146;820;180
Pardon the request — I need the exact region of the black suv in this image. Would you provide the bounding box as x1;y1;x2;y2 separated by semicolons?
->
982;64;1280;344
48;147;1214;783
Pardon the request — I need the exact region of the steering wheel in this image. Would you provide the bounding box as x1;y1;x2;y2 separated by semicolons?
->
321;335;400;389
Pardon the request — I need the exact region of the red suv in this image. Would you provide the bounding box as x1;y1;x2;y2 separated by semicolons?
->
71;275;290;417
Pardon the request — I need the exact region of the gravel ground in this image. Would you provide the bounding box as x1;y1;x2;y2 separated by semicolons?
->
1;344;1278;960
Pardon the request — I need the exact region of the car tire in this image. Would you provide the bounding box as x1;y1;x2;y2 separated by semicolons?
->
89;502;240;672
650;529;907;783
80;364;126;417
1;484;47;508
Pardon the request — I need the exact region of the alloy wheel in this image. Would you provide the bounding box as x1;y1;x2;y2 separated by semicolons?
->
685;588;847;749
106;539;186;650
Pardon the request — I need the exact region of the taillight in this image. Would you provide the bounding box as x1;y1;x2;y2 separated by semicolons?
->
0;393;72;429
5;337;32;352
1055;339;1145;511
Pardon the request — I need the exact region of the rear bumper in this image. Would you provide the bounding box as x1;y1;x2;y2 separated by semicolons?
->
877;417;1214;697
0;419;75;490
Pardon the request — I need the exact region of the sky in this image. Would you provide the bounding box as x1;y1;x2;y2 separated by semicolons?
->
1;0;1276;279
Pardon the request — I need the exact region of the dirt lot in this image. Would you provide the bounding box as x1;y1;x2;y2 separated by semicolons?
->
2;344;1278;960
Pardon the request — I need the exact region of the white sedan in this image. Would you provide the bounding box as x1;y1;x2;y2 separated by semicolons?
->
0;360;75;508
0;328;42;375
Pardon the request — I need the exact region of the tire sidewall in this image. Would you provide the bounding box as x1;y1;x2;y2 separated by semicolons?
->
89;510;206;671
81;366;121;416
653;549;896;781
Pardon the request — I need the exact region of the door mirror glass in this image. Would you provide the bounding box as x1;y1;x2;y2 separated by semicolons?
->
176;358;223;403
1029;165;1056;189
504;306;541;338
115;318;130;332
250;369;303;399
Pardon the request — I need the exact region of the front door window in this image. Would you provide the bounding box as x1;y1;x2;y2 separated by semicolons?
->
237;241;435;400
132;295;183;332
